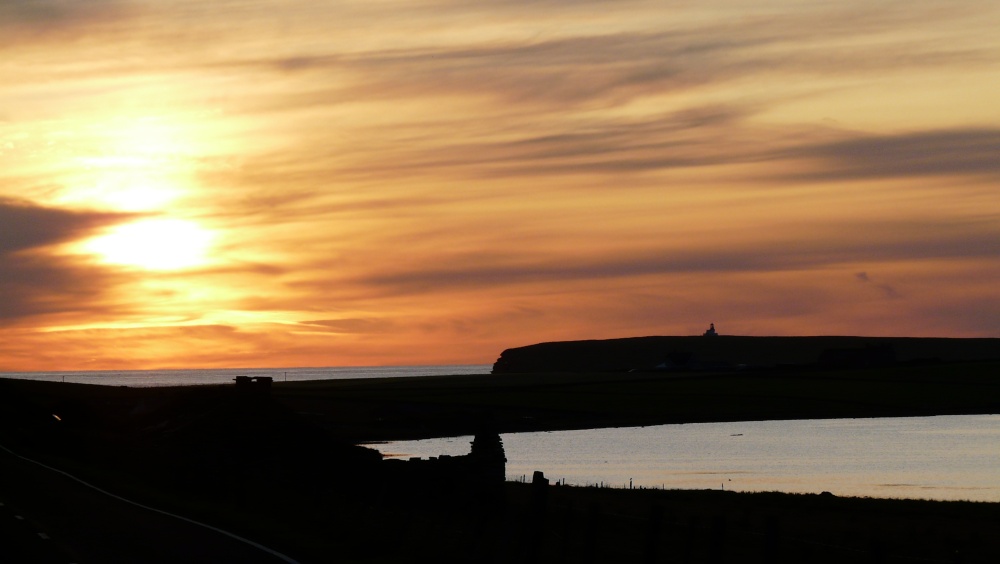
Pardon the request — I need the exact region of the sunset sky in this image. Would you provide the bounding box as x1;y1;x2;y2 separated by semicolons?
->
2;0;999;371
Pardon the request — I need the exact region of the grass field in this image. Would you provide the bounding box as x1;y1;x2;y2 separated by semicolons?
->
271;360;1000;441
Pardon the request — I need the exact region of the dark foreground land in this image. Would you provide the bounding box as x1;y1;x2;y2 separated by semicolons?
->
2;353;1000;562
276;358;1000;441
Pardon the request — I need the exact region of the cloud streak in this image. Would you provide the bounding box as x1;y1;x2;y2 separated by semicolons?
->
0;198;134;323
0;197;130;253
786;129;1000;180
347;218;1000;296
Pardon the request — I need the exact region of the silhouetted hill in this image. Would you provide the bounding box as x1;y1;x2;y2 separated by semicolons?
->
492;335;1000;373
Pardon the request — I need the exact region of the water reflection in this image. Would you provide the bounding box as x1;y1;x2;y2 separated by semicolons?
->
366;414;1000;502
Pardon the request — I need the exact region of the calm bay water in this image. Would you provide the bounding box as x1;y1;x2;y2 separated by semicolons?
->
367;414;1000;502
0;364;492;387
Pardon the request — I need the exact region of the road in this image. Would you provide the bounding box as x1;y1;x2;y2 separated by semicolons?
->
0;443;299;564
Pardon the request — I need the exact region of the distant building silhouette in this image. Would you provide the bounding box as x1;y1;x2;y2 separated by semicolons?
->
703;323;718;337
382;431;507;488
233;375;272;394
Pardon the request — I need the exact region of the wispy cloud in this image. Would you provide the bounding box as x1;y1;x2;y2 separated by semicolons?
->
787;129;1000;180
323;105;758;180
345;217;1000;296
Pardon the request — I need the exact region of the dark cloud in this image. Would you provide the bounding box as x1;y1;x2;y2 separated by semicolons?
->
0;253;116;322
854;271;900;299
0;0;125;40
0;198;133;323
787;129;1000;180
0;197;129;254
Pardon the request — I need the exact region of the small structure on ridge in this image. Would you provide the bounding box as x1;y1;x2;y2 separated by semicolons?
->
233;375;273;394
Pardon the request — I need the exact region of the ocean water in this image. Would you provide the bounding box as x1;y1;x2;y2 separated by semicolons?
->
0;364;492;387
366;414;1000;502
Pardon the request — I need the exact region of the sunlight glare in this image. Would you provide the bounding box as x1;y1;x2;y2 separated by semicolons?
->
83;218;215;271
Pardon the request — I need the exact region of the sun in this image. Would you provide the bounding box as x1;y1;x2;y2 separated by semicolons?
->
82;218;215;271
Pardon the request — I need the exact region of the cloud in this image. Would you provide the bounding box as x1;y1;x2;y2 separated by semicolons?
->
206;11;997;184
0;254;114;322
788;129;1000;180
232;2;993;116
334;32;753;106
0;198;134;323
854;271;900;299
325;104;757;180
349;218;1000;296
0;197;130;254
0;0;126;40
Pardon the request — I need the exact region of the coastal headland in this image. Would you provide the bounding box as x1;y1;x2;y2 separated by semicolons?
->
2;335;1000;562
275;335;1000;441
492;334;1000;373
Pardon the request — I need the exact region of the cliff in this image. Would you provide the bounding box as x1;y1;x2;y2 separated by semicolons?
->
491;335;1000;373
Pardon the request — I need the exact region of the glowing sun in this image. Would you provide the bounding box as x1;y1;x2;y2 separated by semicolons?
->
83;218;215;270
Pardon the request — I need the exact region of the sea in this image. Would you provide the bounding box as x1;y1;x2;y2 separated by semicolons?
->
366;414;1000;503
0;364;493;387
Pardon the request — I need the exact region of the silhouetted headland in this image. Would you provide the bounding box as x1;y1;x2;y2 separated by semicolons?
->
492;332;1000;373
